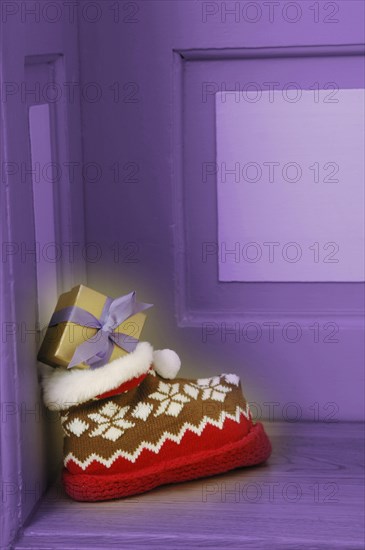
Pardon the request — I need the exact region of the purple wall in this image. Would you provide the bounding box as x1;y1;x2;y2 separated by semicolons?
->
0;2;364;547
78;0;364;422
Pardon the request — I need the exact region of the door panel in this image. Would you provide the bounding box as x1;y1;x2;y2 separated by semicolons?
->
182;51;365;310
216;88;364;282
78;0;364;425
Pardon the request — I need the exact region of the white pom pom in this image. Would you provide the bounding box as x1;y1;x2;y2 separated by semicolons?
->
153;349;181;379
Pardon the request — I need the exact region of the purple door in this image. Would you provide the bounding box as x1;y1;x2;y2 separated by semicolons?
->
0;6;85;545
1;1;364;547
79;0;364;421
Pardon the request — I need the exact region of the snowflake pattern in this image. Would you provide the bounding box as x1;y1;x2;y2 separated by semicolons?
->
60;411;70;436
66;418;89;437
194;376;232;402
87;401;135;442
223;373;240;386
62;373;240;440
183;383;199;399
149;381;190;417
131;401;154;421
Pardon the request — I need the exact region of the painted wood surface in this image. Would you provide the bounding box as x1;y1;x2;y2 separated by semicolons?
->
0;8;85;548
13;422;365;549
78;0;365;419
216;88;365;282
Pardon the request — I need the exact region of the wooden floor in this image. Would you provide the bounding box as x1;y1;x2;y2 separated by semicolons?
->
14;422;364;549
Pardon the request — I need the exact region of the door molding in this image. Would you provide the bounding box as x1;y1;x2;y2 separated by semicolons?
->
178;43;365;60
0;15;85;549
172;45;365;327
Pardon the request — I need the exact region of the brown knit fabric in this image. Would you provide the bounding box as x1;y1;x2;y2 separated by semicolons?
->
60;371;250;466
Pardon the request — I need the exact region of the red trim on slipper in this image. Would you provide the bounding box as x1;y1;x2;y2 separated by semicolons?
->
63;422;271;501
96;370;150;400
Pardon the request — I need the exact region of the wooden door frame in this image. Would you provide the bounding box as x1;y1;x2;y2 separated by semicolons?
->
0;13;86;549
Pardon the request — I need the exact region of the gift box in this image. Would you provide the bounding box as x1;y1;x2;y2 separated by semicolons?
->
37;284;152;370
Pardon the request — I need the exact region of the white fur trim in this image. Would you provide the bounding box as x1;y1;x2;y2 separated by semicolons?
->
41;342;154;411
153;349;181;379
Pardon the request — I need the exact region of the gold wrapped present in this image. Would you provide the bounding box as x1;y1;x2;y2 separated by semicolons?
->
37;285;151;369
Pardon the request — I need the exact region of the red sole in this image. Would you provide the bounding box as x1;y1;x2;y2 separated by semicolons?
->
62;423;271;501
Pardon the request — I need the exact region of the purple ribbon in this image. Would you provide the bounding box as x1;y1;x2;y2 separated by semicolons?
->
49;291;153;370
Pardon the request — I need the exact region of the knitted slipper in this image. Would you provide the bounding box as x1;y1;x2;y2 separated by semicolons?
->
41;342;271;501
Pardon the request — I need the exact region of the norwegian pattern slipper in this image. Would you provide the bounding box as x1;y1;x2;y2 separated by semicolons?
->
41;342;271;501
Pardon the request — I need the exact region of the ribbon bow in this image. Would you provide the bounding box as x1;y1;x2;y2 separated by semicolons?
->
49;291;153;369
